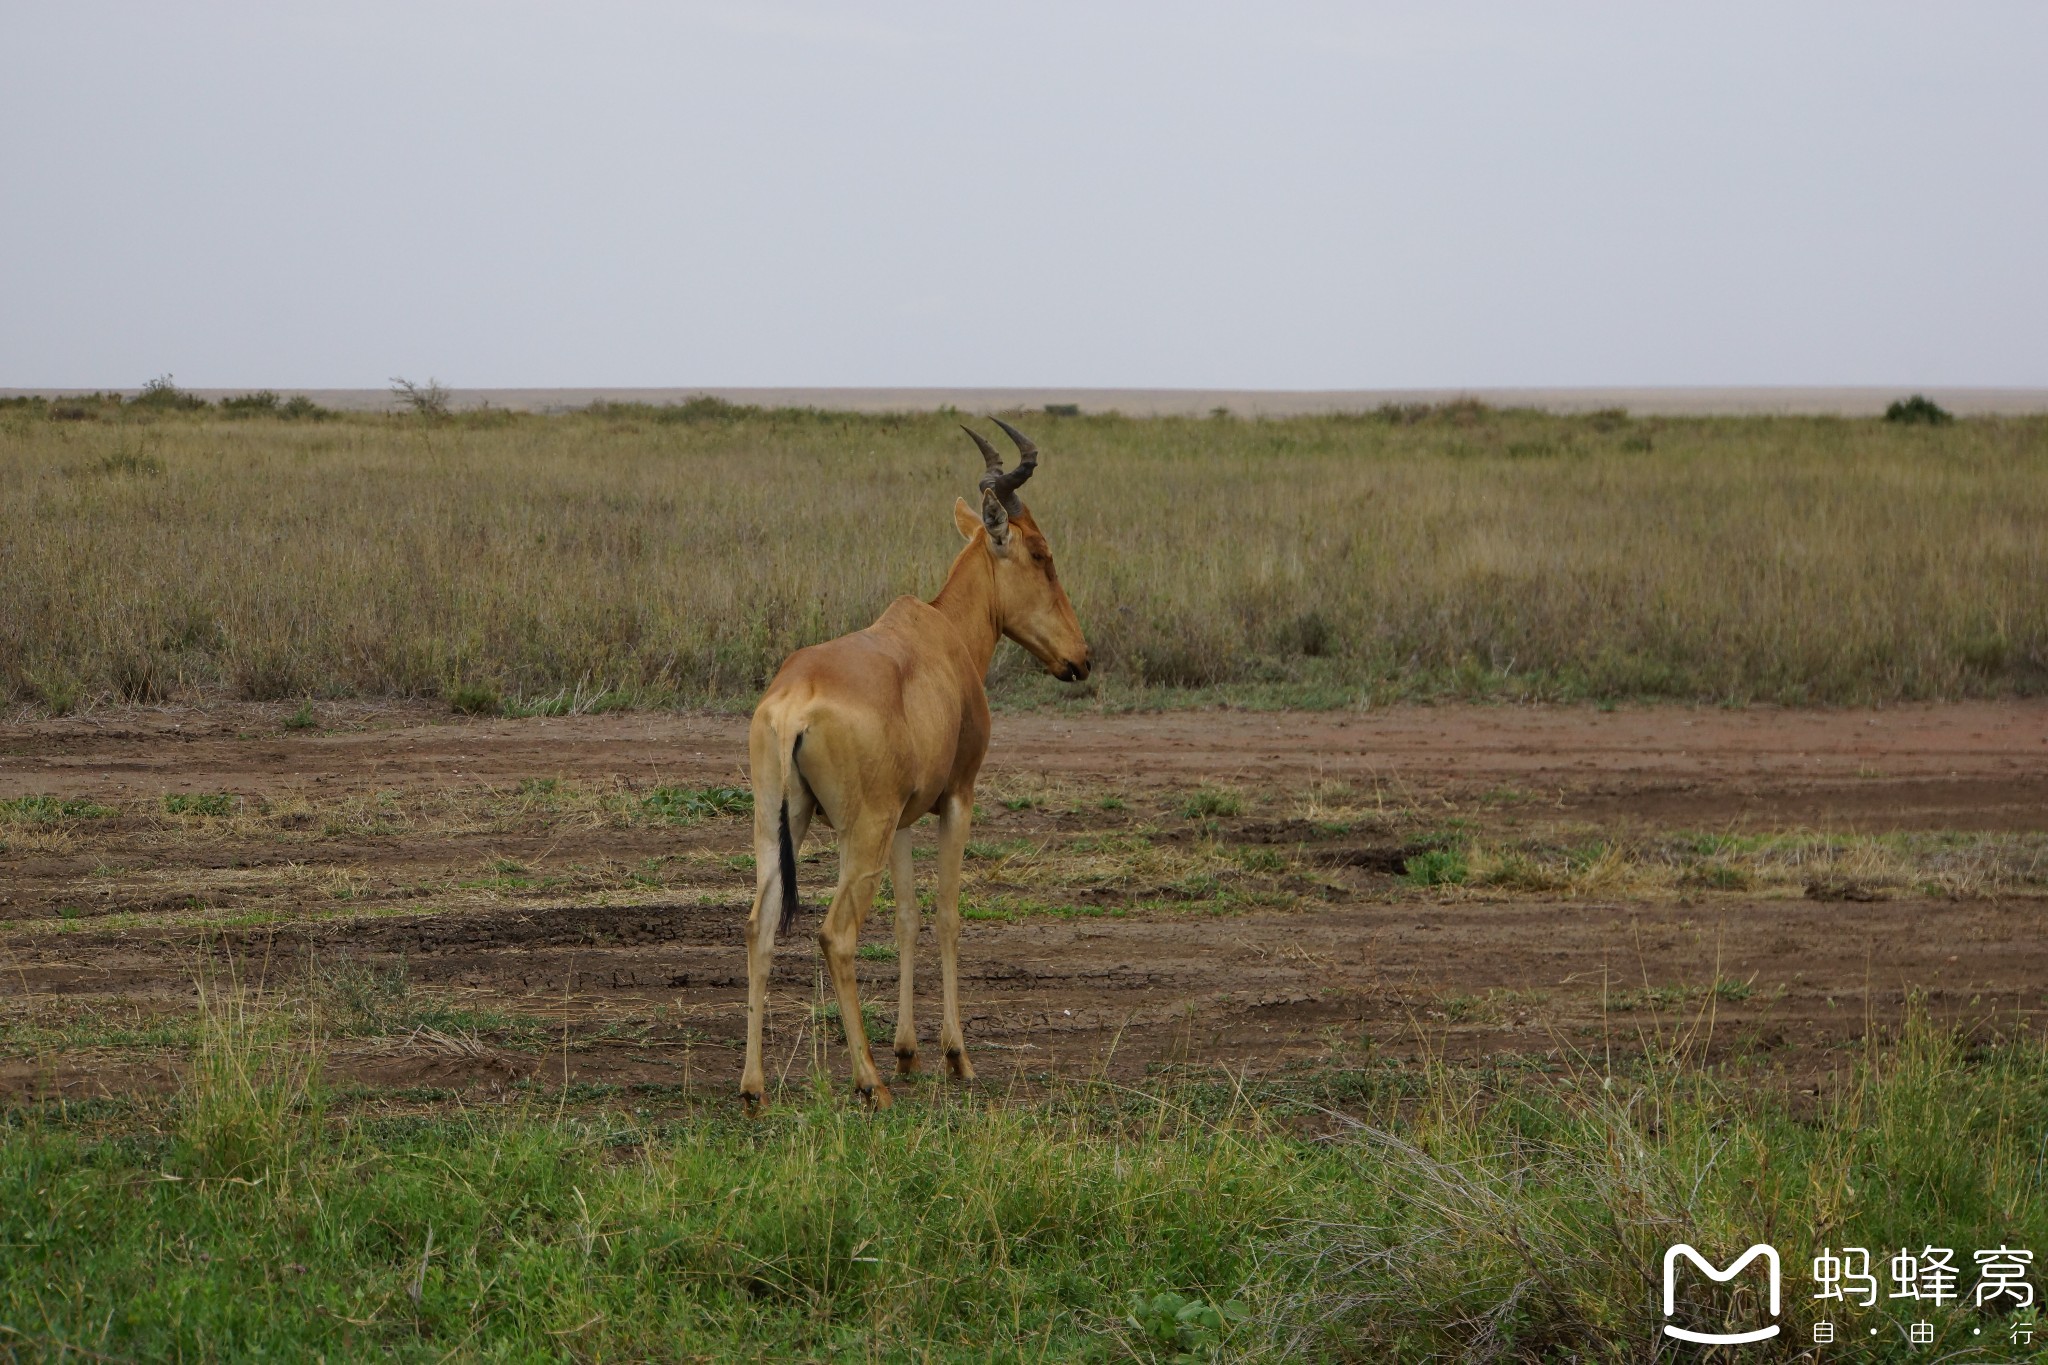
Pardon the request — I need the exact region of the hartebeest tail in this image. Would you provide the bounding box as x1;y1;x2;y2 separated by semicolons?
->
775;733;804;937
737;418;1090;1110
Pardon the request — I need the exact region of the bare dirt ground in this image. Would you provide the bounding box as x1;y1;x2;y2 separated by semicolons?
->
2;701;2043;1108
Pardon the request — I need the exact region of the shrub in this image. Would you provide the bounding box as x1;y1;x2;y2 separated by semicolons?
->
130;375;207;412
390;376;451;418
219;391;281;418
651;395;753;423
1885;394;1953;425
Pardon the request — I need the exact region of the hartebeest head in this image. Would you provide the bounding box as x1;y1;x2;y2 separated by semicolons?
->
955;418;1092;682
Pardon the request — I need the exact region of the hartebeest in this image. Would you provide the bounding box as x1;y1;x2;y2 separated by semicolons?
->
739;419;1090;1108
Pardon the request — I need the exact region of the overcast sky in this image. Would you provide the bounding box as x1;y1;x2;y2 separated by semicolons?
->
4;3;2043;390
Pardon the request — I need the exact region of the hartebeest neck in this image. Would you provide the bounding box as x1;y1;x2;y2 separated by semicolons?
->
930;537;1002;677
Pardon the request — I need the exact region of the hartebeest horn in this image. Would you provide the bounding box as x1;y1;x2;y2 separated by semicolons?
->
960;424;1004;476
968;416;1037;514
989;417;1039;477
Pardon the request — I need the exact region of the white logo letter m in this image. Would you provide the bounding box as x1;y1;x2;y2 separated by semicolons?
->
1663;1244;1781;1344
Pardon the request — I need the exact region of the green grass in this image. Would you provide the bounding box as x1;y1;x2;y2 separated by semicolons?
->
639;784;754;823
3;404;2044;710
0;1004;2041;1360
446;682;500;716
1178;788;1244;819
0;795;116;823
1404;847;1470;886
163;792;237;817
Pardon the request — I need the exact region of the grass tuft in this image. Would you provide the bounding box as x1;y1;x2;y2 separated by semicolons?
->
1404;847;1469;886
447;682;501;716
0;795;116;823
1179;788;1244;819
640;784;753;823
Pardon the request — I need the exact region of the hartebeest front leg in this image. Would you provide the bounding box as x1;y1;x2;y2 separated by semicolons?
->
934;793;976;1080
889;829;920;1075
819;819;896;1107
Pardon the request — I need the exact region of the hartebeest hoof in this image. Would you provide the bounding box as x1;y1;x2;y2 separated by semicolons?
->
944;1048;975;1081
740;1089;764;1115
894;1047;920;1076
856;1082;894;1110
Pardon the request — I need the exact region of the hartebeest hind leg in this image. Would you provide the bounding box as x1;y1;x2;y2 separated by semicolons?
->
740;781;813;1109
934;793;976;1080
819;817;897;1107
889;829;920;1075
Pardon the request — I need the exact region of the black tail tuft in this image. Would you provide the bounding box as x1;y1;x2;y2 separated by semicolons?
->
775;733;803;936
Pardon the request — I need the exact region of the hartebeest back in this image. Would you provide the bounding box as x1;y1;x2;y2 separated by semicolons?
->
739;419;1089;1108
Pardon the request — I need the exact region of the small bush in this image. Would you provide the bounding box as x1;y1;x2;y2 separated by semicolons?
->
1043;403;1081;417
283;699;317;731
219;391;281;417
448;683;501;716
391;376;451;418
587;395;756;424
130;375;207;412
1884;394;1953;425
279;394;333;421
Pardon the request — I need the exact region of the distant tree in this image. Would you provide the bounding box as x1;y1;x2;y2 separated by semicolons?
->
390;376;451;418
1884;394;1953;425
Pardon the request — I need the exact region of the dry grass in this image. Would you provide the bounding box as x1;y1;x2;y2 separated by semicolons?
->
2;402;2044;710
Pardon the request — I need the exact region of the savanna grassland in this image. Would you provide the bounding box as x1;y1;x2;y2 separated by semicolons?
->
2;391;2043;713
4;391;2047;1361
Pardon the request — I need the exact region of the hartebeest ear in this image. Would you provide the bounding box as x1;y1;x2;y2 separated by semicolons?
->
978;487;1012;546
955;494;1012;546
